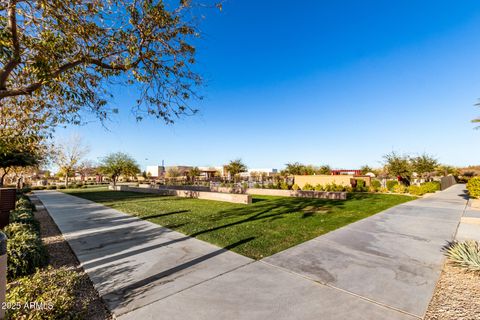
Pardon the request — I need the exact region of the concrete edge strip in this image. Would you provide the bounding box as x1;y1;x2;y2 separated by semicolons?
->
258;260;422;319
116;261;256;318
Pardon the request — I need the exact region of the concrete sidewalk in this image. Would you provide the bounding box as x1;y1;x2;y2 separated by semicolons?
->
32;185;467;320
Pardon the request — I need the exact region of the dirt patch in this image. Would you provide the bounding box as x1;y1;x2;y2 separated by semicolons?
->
425;262;480;320
30;195;112;320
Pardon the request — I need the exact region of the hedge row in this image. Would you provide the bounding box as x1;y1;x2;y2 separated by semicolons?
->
467;177;480;199
2;196;48;280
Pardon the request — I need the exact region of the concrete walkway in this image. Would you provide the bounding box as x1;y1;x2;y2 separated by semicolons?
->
32;185;467;320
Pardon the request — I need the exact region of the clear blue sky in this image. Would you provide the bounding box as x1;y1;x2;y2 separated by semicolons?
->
56;0;480;170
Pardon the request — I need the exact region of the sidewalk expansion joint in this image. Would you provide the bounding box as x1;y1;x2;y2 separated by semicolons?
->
259;260;422;320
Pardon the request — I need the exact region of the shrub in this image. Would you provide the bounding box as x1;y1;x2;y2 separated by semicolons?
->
15;197;32;210
3;222;48;280
280;182;290;190
10;210;39;231
267;183;275;189
292;184;300;191
392;184;407;194
379;187;389;193
444;241;480;272
46;185;57;190
354;180;367;192
421;181;440;193
302;183;314;191
386;180;398;191
31;186;46;190
370;180;381;192
408;185;425;196
253;183;261;189
467;177;480;199
21;187;32;194
6;267;81;320
58;185;66;189
314;184;324;191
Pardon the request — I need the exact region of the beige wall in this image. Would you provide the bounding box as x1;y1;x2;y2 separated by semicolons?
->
294;175;370;188
246;188;347;200
109;185;251;204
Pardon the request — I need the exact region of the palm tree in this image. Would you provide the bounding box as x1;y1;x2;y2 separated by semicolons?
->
188;167;201;183
225;159;247;182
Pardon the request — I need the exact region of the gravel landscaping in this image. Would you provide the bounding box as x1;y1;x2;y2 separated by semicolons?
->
425;263;480;320
30;196;111;320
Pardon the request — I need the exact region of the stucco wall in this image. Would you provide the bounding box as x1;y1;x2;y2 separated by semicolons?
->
293;175;371;188
246;188;347;200
109;185;251;204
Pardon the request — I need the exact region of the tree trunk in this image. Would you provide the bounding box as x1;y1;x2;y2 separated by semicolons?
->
65;174;69;188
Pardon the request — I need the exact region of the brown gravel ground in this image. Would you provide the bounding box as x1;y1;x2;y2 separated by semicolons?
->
29;195;112;320
424;262;480;320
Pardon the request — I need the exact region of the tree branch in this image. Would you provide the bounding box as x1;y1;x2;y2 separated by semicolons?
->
0;57;132;99
0;0;21;90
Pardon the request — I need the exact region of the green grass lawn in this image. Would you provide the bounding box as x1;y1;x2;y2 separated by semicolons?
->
63;187;414;259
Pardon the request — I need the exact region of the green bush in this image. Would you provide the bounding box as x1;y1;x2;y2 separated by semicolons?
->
302;183;314;191
253;183;261;189
421;181;440;193
444;241;480;272
393;184;407;194
15;197;32;210
31;186;46;190
20;187;32;194
467;177;480;199
314;184;324;191
6;267;81;320
3;223;48;280
354;180;367;192
58;185;66;189
371;180;381;191
408;185;425;196
292;184;300;191
46;185;57;190
386;180;398;191
280;182;290;190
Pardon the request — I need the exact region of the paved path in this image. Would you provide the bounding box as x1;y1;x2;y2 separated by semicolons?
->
33;185;467;320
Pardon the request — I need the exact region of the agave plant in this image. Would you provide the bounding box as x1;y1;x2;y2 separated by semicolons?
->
444;241;480;272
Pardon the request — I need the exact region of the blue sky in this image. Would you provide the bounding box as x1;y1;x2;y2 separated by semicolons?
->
56;0;480;170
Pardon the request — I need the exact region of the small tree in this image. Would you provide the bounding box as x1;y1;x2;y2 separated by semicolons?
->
383;151;412;182
411;153;438;181
225;159;247;182
77;160;97;182
54;135;89;187
99;152;140;186
188;167;201;183
0;133;47;186
317;165;331;175
283;162;305;175
0;149;42;186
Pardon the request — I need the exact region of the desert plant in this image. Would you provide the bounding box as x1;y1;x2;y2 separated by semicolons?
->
314;184;324;191
393;184;407;194
421;181;440;193
408;185;425;196
354;180;367;192
6;267;81;320
280;182;290;190
444;241;480;272
386;180;399;191
3;222;48;280
302;183;314;191
467;177;480;199
292;184;300;191
371;180;381;190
